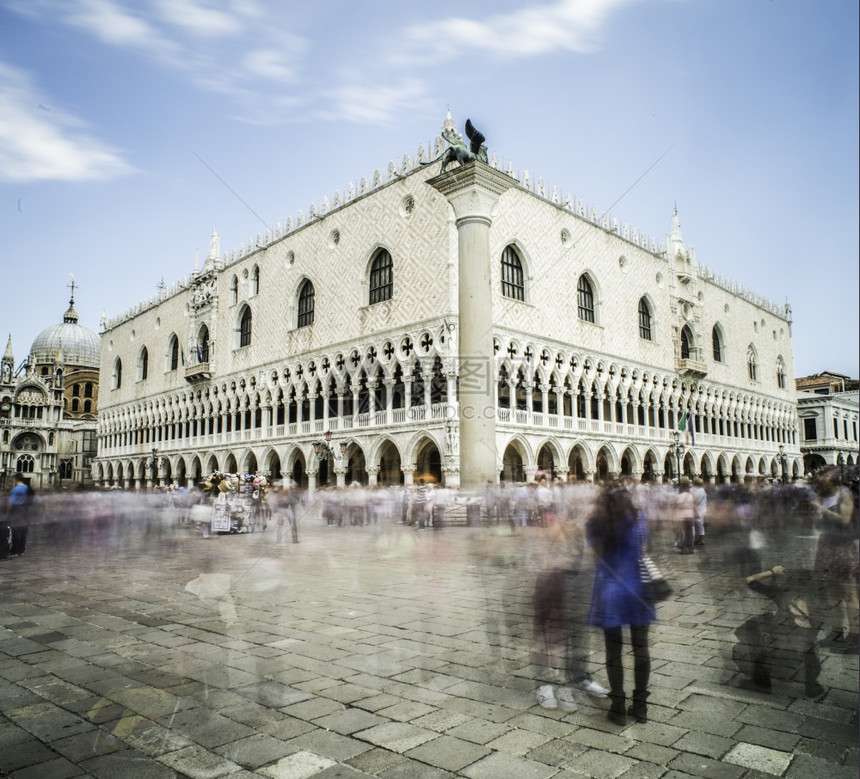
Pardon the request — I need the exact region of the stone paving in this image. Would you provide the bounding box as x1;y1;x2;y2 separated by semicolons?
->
0;512;857;778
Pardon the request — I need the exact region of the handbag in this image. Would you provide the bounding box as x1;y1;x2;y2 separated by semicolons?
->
640;553;673;603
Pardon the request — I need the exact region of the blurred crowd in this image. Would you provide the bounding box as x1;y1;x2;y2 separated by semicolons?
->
2;465;857;721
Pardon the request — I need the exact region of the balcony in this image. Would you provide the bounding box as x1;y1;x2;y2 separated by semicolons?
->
185;363;211;383
676;358;708;377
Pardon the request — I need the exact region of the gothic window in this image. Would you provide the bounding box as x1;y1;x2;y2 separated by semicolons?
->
369;250;393;304
113;358;122;389
638;297;652;341
231;275;239;305
169;336;180;371
239;306;252;348
139;347;149;380
680;327;693;359
501;245;525;301
198;325;210;363
16;455;34;473
297;280;315;328
252;265;260;296
712;326;723;362
577;275;595;322
776;356;786;389
747;346;758;381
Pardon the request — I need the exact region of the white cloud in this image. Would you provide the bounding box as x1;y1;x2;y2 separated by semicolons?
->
0;63;132;183
242;49;295;82
325;77;432;125
153;0;244;37
394;0;638;64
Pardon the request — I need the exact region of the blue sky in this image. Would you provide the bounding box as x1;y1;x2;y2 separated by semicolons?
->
1;0;857;380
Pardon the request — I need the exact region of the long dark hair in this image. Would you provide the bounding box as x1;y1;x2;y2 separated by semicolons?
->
588;487;635;557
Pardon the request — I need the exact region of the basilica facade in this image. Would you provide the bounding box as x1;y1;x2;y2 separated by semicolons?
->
93;117;801;491
1;295;100;489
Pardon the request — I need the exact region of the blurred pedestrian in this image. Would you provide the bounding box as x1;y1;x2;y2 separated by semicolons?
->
587;488;655;725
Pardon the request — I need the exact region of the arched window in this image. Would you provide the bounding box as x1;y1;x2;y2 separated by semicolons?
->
231;275;239;305
577;275;595;322
680;326;692;359
113;358;122;389
501;245;525;301
72;383;80;397
252;265;260;296
84;400;92;413
169;336;180;371
198;325;210;363
369;250;393;304
84;383;93;398
712;326;723;362
747;346;758;381
71;398;79;412
298;280;315;328
139;347;149;381
239;306;252;348
638;297;652;341
16;455;35;473
776;357;786;389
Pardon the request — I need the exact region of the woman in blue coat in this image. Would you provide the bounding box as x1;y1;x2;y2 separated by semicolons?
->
587;487;655;725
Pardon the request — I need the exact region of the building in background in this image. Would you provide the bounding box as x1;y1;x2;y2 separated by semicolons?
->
93;116;801;491
1;291;100;489
796;371;859;475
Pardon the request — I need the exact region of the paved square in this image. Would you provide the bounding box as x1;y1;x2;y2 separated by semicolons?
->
0;511;856;778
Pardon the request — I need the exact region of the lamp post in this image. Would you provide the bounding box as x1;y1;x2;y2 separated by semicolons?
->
777;445;788;484
313;431;346;487
671;429;685;481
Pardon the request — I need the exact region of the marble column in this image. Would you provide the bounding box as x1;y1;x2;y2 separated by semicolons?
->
429;162;513;488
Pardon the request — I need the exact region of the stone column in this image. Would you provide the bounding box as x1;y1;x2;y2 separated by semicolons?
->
429;162;513;488
366;466;379;487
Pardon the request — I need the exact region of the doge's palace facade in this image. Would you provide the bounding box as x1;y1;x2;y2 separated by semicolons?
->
94;117;801;491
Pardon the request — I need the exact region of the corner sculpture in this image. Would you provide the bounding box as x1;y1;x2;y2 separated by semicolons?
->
422;117;488;173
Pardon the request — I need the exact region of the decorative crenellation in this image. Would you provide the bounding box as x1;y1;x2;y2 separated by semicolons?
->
699;264;790;321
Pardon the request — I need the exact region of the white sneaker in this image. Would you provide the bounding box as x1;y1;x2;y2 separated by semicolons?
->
556;686;578;712
536;684;558;709
577;678;609;697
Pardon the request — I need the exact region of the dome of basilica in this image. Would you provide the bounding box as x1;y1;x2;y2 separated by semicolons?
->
29;299;101;369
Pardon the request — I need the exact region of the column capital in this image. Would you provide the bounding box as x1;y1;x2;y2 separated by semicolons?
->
427;162;515;221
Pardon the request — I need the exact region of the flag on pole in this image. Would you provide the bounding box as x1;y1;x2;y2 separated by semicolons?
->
678;411;694;447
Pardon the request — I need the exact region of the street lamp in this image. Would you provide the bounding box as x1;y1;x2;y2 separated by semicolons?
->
777;445;788;484
671;429;685;481
313;431;346;487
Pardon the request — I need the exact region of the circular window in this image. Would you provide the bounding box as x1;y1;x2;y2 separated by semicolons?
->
561;228;571;245
329;229;341;248
400;195;415;217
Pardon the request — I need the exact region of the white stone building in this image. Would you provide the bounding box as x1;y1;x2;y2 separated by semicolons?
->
93;117;801;490
1;293;100;489
795;371;859;475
